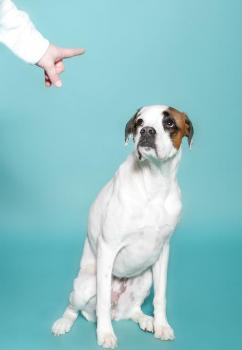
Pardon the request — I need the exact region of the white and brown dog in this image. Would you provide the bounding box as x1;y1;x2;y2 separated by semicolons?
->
52;105;193;348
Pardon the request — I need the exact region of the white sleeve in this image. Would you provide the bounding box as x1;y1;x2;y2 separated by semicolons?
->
0;0;49;64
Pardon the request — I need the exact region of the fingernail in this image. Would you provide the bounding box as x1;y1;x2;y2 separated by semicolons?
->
55;80;62;87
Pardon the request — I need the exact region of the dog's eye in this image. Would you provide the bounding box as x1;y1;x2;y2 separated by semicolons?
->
135;118;143;127
165;118;175;128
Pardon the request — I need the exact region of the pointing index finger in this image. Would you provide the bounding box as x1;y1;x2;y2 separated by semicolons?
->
61;47;85;59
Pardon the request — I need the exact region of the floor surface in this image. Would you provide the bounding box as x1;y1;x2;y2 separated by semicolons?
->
1;227;241;350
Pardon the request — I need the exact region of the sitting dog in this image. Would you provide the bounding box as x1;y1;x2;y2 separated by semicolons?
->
52;105;193;348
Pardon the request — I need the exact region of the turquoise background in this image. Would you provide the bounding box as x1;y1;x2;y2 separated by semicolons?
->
0;0;241;349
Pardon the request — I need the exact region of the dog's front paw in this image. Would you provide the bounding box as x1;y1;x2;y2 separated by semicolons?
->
154;323;175;340
97;332;118;349
51;317;72;336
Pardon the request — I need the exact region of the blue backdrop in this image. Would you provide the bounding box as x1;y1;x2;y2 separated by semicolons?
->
0;1;241;349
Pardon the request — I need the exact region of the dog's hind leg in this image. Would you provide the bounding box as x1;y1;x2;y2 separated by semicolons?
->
52;304;78;336
52;269;96;336
131;307;154;333
52;239;97;336
113;269;153;332
129;270;154;332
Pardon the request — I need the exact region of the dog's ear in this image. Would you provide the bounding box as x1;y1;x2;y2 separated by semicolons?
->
125;107;142;144
184;114;194;148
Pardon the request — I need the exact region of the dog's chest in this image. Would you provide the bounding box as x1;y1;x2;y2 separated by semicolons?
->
112;198;177;278
113;225;168;278
88;155;182;278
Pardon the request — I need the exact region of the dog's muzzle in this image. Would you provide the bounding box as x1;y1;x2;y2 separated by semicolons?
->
138;126;156;149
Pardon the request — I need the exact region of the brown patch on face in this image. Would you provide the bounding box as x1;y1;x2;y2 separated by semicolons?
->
165;107;193;149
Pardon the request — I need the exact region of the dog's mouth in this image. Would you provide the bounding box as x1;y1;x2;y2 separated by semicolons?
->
138;142;154;149
138;136;156;149
137;138;157;160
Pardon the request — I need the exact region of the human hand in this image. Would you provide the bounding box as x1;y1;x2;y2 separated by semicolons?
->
37;44;85;87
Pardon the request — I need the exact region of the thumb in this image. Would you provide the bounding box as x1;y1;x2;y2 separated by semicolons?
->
45;65;62;87
60;47;85;59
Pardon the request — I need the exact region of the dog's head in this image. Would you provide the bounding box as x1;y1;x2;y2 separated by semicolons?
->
125;105;193;161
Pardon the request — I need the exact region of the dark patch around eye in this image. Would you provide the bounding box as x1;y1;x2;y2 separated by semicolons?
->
163;110;170;117
134;118;143;128
162;113;179;134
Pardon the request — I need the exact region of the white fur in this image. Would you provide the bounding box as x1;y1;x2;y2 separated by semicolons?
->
52;105;184;348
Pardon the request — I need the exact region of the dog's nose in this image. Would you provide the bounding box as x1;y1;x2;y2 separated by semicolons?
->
140;127;156;136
